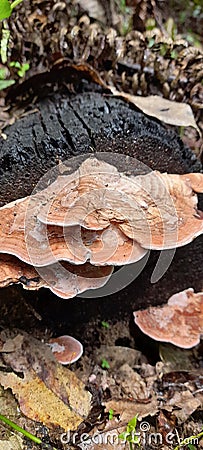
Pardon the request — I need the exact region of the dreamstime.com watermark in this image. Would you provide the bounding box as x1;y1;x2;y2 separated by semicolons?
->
60;422;200;448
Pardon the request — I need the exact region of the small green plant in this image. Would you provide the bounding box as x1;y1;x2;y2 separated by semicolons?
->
10;60;30;77
118;0;129;15
0;0;23;21
101;358;110;369
0;78;15;90
101;321;110;329
118;415;140;449
145;18;156;31
108;409;114;420
165;17;177;41
0;414;58;449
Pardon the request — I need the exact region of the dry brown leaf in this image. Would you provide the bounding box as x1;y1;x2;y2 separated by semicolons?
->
94;346;145;370
118;363;151;400
159;344;196;371
0;371;88;430
104;397;158;421
165;390;202;423
74;0;106;23
110;88;200;134
0;330;92;429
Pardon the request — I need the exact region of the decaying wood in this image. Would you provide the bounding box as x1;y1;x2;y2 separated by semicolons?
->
0;91;202;322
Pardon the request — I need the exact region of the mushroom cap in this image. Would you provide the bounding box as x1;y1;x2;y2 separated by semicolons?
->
48;335;83;364
118;171;203;248
0;187;147;267
182;173;203;193
133;288;203;348
0;253;113;299
81;224;147;265
0;254;44;290
37;157;121;225
37;159;203;250
0;197;88;266
42;261;113;298
0;157;202;272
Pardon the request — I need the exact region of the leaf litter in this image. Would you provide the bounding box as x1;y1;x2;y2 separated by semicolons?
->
0;319;202;449
0;1;203;447
70;336;203;450
0;329;92;430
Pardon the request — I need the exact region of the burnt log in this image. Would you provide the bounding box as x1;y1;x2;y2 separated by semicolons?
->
0;91;202;334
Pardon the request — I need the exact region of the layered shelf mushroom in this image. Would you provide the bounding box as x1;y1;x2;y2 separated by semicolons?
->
0;157;202;299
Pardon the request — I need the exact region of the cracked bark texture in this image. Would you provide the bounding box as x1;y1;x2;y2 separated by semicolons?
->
0;92;201;206
0;92;202;332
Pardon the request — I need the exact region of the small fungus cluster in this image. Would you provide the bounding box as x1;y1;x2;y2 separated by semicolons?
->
0;157;202;298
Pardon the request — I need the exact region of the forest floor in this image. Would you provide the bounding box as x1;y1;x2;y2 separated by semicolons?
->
0;1;203;449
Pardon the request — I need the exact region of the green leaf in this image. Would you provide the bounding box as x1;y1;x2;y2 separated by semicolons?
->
101;358;110;369
187;445;197;450
0;0;12;20
118;431;130;441
10;61;21;68
127;415;138;432
22;62;29;71
10;0;23;11
10;61;30;77
101;321;109;328
108;408;114;420
0;79;15;90
0;67;7;79
148;38;155;48
18;62;29;77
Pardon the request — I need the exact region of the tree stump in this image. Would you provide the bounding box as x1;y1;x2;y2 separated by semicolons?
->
0;91;202;332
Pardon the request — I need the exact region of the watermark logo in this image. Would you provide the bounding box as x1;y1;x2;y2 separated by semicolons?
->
60;421;200;448
24;152;178;297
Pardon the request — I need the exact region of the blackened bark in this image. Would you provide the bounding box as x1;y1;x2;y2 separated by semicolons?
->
0;92;201;206
0;92;202;334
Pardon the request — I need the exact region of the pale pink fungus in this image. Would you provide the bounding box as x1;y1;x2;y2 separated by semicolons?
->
0;157;202;299
48;335;83;364
133;288;203;349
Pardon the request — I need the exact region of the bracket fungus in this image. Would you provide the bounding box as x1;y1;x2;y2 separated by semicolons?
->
48;335;83;364
0;254;113;299
0;157;202;299
37;160;203;249
133;288;203;349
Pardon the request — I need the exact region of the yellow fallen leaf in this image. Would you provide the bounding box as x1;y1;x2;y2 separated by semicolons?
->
0;331;92;430
0;371;88;430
